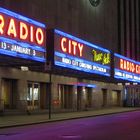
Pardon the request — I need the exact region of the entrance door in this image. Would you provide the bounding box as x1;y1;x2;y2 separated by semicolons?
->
86;87;92;108
77;86;82;111
40;83;49;109
64;85;73;109
27;83;40;110
112;90;121;106
59;84;73;110
102;89;107;107
2;79;17;109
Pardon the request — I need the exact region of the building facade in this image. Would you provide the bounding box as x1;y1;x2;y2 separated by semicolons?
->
0;0;139;114
118;0;140;60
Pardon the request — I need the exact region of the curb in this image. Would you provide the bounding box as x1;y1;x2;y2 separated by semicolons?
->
0;109;139;129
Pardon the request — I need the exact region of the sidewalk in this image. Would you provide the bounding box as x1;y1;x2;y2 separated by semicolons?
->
0;107;140;128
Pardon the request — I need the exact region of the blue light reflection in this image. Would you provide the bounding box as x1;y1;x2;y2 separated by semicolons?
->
55;51;110;76
114;68;140;83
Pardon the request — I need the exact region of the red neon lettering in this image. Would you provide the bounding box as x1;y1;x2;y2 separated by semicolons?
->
119;58;136;73
136;65;140;74
0;13;45;46
60;37;84;57
123;60;126;70
7;18;17;37
131;63;135;72
36;28;44;45
68;40;72;54
30;26;34;42
0;14;4;34
130;63;133;72
20;22;28;40
78;44;83;57
136;65;139;74
120;59;124;69
127;61;129;71
129;62;132;72
61;37;67;52
72;41;77;55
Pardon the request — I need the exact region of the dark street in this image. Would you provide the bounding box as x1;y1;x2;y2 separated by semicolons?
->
0;110;140;140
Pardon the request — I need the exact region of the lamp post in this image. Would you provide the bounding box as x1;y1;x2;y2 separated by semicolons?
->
89;0;100;7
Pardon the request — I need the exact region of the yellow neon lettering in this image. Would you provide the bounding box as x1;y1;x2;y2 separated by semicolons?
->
0;15;4;34
7;18;17;37
20;22;28;40
61;37;67;52
36;28;44;45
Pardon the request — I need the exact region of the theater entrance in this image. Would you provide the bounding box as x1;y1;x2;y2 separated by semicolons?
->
27;82;40;110
59;84;73;110
111;90;121;106
102;89;107;107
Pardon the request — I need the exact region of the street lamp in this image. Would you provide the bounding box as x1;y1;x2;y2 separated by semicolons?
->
89;0;100;7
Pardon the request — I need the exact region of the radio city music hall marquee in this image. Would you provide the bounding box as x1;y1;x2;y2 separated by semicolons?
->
0;7;46;62
114;53;140;82
54;29;111;76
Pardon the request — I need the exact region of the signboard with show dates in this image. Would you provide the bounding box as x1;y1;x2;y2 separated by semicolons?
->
0;7;46;62
114;53;140;83
54;29;111;76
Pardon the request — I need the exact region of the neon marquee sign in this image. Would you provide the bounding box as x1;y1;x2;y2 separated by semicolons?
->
119;59;140;74
54;29;111;76
0;7;46;62
114;53;140;82
60;37;84;57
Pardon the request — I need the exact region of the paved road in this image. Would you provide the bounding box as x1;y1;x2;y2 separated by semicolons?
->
0;111;140;140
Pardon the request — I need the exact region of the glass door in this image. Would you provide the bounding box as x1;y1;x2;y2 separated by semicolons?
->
27;83;40;110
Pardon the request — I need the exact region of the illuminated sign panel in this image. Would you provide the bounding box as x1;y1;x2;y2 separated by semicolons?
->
0;7;46;62
54;29;111;76
114;53;140;82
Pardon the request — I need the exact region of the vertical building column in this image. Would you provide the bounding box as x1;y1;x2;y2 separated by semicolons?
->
108;88;113;106
130;0;135;59
0;78;2;101
91;88;95;108
17;80;28;110
51;83;60;110
0;78;4;111
72;86;77;111
81;87;87;110
125;0;131;57
118;0;124;54
136;0;140;61
92;87;102;108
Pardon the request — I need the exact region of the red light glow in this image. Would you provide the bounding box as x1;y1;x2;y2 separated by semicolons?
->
119;58;140;74
7;18;17;37
0;14;45;47
60;37;83;57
